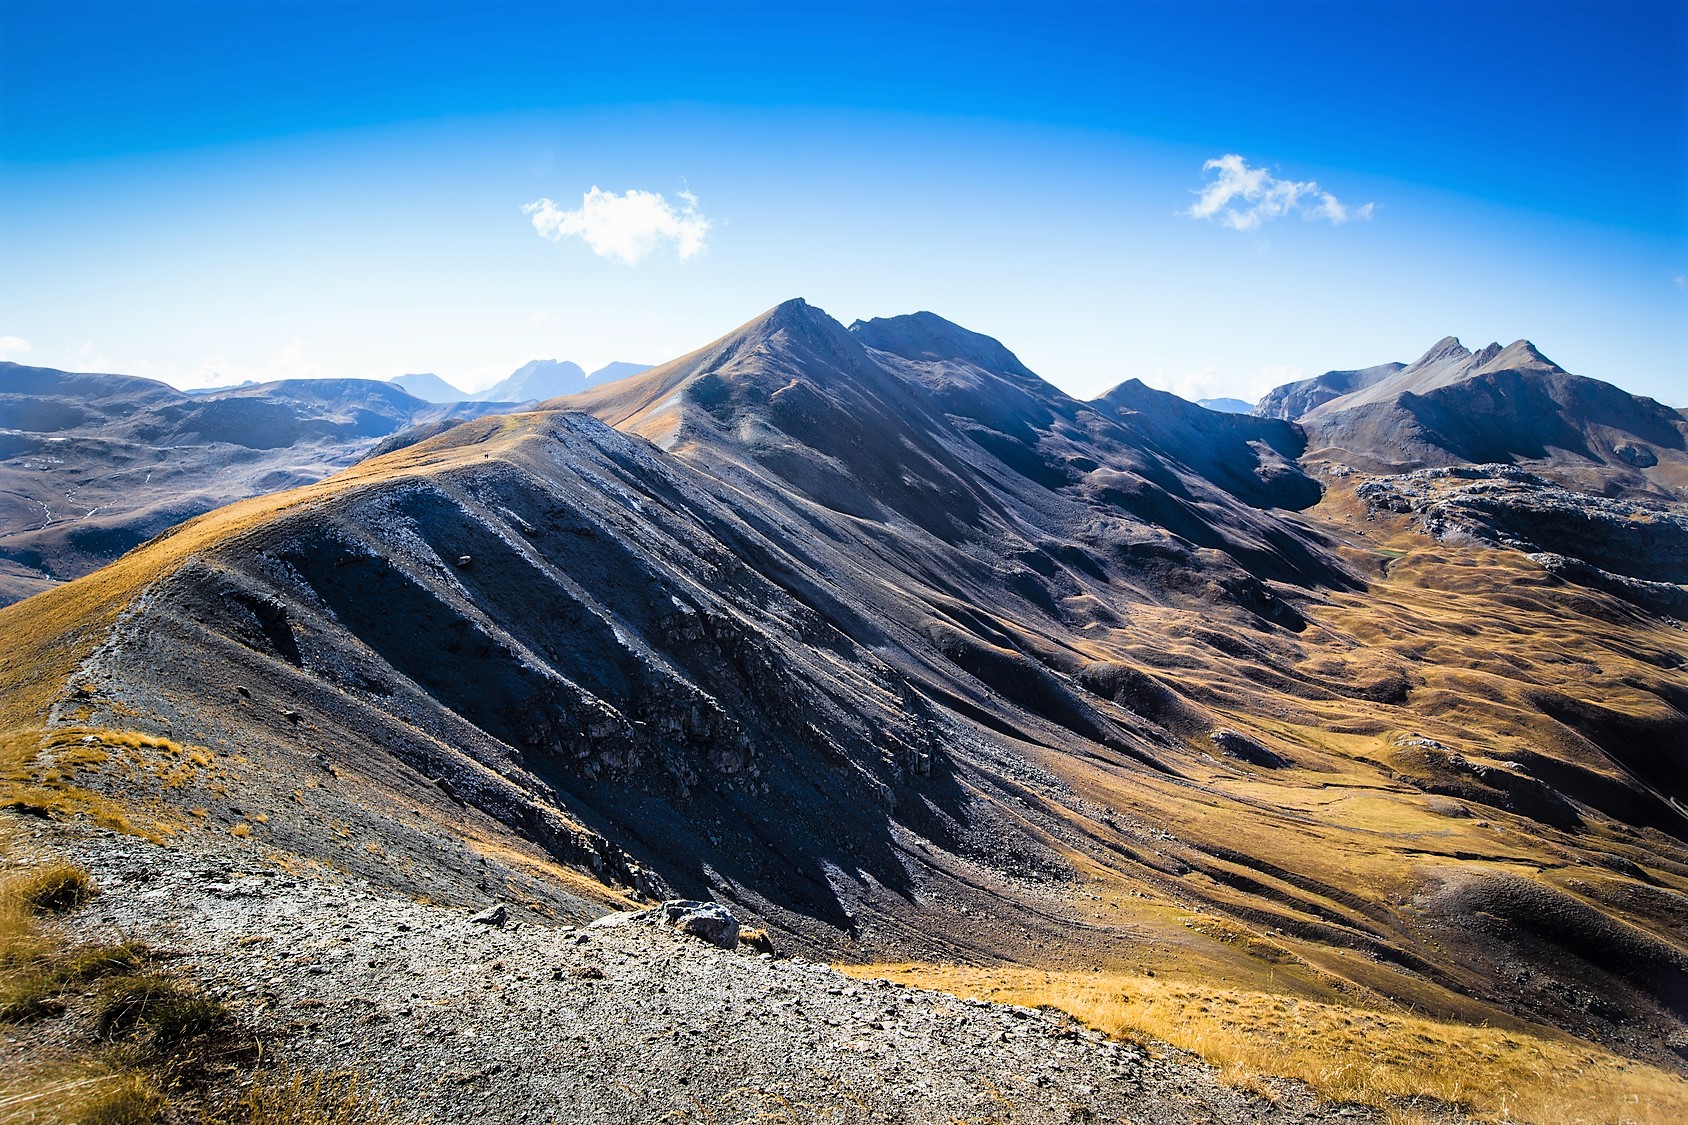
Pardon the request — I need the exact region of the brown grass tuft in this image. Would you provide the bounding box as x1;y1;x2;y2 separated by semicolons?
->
93;973;230;1045
737;927;776;955
12;861;96;914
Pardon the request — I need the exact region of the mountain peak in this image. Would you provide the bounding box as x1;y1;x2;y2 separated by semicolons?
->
509;358;586;380
1408;336;1473;370
390;372;470;403
1473;339;1562;376
733;298;857;353
848;311;1036;378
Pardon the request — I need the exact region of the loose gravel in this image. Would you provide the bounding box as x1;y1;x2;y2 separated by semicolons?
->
56;826;1383;1124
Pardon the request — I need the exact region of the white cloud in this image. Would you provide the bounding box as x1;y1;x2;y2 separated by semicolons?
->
72;341;113;371
1146;363;1304;405
1674;273;1686;291
1187;155;1374;232
0;336;31;361
524;187;710;265
174;338;334;390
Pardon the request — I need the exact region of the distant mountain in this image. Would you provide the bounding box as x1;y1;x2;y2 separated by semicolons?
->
390;372;470;403
588;361;652;383
0;363;510;604
474;359;587;402
1253;362;1404;420
184;379;260;396
1285;337;1688;496
1197;397;1254;414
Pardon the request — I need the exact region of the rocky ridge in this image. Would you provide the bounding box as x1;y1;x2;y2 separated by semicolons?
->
5;302;1688;1107
1353;464;1688;614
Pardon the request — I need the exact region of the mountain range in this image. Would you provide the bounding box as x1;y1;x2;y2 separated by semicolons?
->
0;360;657;605
391;360;652;404
4;299;1685;1090
1255;336;1688;497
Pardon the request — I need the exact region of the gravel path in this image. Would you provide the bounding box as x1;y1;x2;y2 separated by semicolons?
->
58;827;1382;1124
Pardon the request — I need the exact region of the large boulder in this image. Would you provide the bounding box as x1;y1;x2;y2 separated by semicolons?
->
658;900;740;949
586;899;740;949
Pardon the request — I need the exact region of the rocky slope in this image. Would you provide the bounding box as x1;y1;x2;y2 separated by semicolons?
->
31;820;1392;1125
1354;464;1688;614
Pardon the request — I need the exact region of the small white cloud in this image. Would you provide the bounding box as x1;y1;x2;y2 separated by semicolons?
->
1259;364;1306;391
1146;362;1301;405
0;336;31;361
524;187;710;265
1187;155;1373;232
1674;273;1686;291
1151;367;1229;402
183;338;333;389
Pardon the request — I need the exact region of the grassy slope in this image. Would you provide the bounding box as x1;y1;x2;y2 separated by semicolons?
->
844;962;1688;1124
843;480;1688;1121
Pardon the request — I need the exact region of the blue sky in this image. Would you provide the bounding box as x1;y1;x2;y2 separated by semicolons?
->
2;1;1684;404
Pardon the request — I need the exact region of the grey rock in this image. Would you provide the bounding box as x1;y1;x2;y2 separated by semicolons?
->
469;904;508;927
658;900;740;949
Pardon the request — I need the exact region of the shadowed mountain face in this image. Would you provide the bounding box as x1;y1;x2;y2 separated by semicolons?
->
1272;338;1688;497
0;364;517;604
4;302;1688;1067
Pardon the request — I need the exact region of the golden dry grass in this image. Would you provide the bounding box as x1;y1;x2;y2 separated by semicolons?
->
0;1062;165;1125
220;1069;394;1125
0;728;135;835
846;964;1688;1124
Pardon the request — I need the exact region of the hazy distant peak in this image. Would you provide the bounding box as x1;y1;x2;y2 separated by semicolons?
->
588;361;652;383
389;372;469;403
1198;397;1256;414
475;358;588;402
509;358;586;380
848;311;1036;378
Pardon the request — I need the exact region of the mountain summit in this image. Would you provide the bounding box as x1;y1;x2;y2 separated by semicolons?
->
1306;336;1565;416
